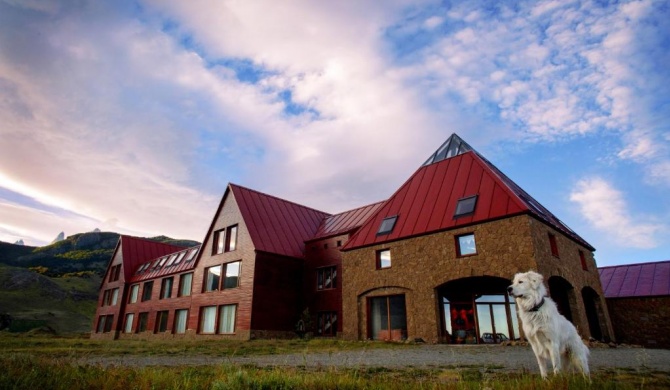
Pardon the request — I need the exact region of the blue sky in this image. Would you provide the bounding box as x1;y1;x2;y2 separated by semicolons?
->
0;0;668;267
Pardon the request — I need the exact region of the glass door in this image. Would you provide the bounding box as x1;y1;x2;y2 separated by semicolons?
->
369;295;407;341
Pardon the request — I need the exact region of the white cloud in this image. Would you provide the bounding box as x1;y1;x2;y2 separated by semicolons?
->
569;177;664;249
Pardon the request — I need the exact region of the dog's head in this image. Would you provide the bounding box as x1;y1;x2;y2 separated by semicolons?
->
507;271;546;300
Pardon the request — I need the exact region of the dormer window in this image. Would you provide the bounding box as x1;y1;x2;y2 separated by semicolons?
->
377;216;398;235
454;195;477;218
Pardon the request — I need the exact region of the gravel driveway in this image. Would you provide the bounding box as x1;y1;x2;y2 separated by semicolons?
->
82;345;670;374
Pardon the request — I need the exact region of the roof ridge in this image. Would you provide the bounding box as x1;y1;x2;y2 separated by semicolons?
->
328;200;386;218
230;183;331;217
598;260;670;269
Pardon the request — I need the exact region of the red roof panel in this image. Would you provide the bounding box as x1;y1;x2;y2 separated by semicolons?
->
598;260;670;298
129;246;200;283
311;201;384;241
117;236;188;280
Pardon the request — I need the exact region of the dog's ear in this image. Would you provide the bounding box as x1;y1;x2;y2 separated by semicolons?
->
528;271;543;289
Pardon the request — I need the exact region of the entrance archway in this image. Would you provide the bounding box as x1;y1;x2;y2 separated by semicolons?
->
436;277;519;344
582;287;603;341
548;276;574;322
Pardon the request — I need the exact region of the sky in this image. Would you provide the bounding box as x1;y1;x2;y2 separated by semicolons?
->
0;0;668;267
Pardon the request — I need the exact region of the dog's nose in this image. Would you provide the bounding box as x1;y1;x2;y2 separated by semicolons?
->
506;286;513;293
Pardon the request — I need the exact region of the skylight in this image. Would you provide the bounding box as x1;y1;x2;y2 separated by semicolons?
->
422;134;473;166
454;195;478;218
377;216;398;235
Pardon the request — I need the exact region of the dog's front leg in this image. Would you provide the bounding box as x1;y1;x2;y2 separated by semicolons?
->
529;339;549;378
549;343;562;375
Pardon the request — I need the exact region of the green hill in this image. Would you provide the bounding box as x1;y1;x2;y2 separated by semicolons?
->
0;232;199;334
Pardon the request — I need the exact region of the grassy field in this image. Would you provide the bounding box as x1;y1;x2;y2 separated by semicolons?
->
0;333;668;389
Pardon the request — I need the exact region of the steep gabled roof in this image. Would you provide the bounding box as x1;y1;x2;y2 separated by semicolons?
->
115;235;187;280
599;260;670;298
230;183;330;259
344;134;593;251
129;245;200;283
309;201;385;241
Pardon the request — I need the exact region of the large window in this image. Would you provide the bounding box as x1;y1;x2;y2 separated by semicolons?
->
174;309;188;334
223;261;241;289
369;295;407;341
141;281;153;302
128;284;139;303
160;277;173;299
317;311;337;336
155;310;169;333
199;305;237;334
213;224;239;255
102;288;119;306
456;233;477;257
317;266;337;290
137;312;148;333
376;249;391;269
204;266;222;292
124;313;134;334
218;304;237;334
179;273;193;297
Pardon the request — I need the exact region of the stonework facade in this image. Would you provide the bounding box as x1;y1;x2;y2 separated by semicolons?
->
606;296;670;348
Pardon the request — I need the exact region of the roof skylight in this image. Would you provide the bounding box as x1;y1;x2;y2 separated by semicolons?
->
377;215;398;235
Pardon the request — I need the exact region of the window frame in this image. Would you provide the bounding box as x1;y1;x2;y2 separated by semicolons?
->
155;310;169;333
454;195;478;218
548;233;559;258
141;281;154;302
377;216;398;235
174;309;189;334
218;304;237;334
178;272;193;297
124;313;134;334
204;265;222;292
376;249;392;269
137;312;149;333
223;261;241;289
226;225;238;252
317;266;337;290
316;311;338;337
128;284;139;303
160;277;173;299
213;229;226;255
199;306;217;334
579;250;588;271
456;233;477;257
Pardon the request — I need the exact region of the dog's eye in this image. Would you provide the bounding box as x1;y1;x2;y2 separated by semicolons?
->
518;281;523;284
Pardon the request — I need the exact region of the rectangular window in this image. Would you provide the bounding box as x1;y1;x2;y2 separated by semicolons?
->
213;229;225;255
174;309;188;334
137;312;148;333
173;251;186;265
97;314;114;333
124;313;134;334
376;249;391;269
579;250;588;271
218;304;237;334
317;266;337;290
548;233;559;257
160;277;173;299
200;306;217;334
165;254;178;267
223;261;241;289
109;264;121;282
128;284;139;303
141;281;153;302
96;315;106;333
454;195;478;218
456;233;477;257
226;225;238;252
179;273;193;297
111;288;119;306
102;290;110;306
377;216;398;235
155;310;169;333
204;266;222;292
316;311;337;336
185;248;198;262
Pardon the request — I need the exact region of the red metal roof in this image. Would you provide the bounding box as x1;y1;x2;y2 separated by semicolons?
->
116;235;188;280
129;245;200;283
599;261;670;298
230;184;330;258
344;149;593;250
310;201;385;241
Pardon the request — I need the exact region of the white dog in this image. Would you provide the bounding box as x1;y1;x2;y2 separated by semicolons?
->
508;271;590;378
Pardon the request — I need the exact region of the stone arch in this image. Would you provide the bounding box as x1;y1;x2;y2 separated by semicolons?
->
581;286;604;341
548;276;575;322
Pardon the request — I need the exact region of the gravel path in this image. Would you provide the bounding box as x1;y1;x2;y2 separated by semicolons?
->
81;345;670;374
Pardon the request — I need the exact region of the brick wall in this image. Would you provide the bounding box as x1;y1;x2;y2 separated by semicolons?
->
607;296;670;348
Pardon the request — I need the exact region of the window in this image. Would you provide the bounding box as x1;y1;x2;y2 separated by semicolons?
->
226;225;238;252
337;240;342;247
111;288;119;305
377;216;398;235
178;273;193;297
109;264;121;282
204;266;222;292
185;248;198;261
97;315;113;333
218;304;237;334
579;250;588;271
368;295;407;341
174;309;188;334
137;312;149;333
155;310;169;333
454;195;477;218
317;312;337;336
124;313;134;333
102;290;110;306
214;229;225;255
128;284;139;303
223;261;241;289
160;277;173;299
376;249;391;269
173;251;186;265
317;266;337;290
200;306;217;333
456;233;477;256
548;233;559;257
141;281;153;302
104;315;113;333
165;254;178;267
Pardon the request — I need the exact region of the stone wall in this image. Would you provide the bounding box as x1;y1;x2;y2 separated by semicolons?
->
607;296;670;348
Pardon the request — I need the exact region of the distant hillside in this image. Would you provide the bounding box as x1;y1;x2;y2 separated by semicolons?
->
0;232;199;334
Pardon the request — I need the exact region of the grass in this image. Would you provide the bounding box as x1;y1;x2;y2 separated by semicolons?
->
0;334;668;389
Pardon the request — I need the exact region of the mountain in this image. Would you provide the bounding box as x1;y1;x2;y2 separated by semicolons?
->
0;231;199;334
50;231;65;244
13;239;24;246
